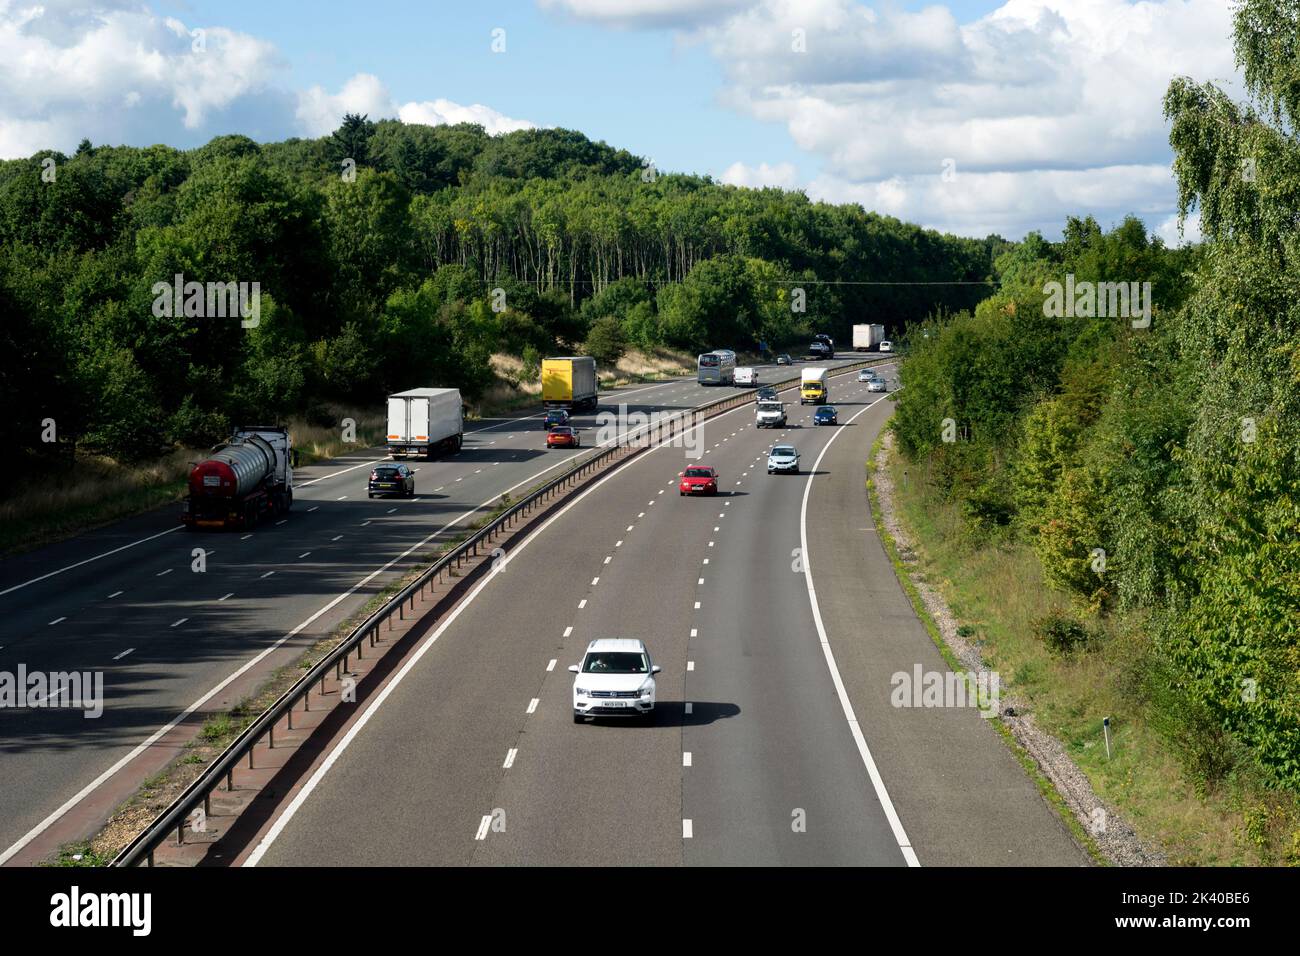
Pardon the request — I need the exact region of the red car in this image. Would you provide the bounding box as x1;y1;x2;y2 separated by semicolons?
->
679;466;719;496
546;425;580;448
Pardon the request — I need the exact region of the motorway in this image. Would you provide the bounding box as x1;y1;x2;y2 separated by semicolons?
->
248;368;1087;866
0;358;863;864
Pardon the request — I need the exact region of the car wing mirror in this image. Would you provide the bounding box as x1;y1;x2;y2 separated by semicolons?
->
651;665;661;674
567;664;580;673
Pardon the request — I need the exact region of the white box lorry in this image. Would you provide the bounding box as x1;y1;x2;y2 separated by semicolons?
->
853;324;886;351
387;388;464;459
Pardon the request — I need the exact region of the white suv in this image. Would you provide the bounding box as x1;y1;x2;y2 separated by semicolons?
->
570;639;660;723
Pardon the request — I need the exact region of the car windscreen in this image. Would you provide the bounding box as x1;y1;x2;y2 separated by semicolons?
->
772;447;795;456
550;427;572;434
582;652;649;674
684;468;712;478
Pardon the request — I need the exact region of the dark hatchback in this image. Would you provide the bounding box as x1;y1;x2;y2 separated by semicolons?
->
544;408;571;429
813;405;838;426
368;463;415;498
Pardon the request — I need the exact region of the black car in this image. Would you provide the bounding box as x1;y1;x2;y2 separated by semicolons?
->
368;463;415;498
813;405;838;426
756;385;778;402
544;408;571;429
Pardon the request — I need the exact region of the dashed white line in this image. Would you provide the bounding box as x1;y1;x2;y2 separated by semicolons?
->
219;592;234;602
591;577;600;586
156;568;173;577
563;626;573;638
578;599;587;609
331;535;343;542
526;698;540;714
475;816;492;840
687;661;695;671
113;648;134;661
107;591;123;599
298;552;311;559
683;820;694;839
683;752;693;767
48;617;65;626
261;571;275;579
547;659;557;672
603;556;612;564
171;618;188;627
690;628;698;637
503;748;518;769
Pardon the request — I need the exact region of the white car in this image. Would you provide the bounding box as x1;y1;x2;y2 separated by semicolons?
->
857;369;876;382
867;377;887;392
570;638;660;723
767;444;800;474
879;341;893;352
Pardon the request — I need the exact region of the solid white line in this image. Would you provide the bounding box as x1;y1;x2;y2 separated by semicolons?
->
798;394;919;867
0;525;182;599
241;378;843;865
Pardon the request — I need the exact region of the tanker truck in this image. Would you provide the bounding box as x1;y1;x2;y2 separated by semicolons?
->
181;426;294;529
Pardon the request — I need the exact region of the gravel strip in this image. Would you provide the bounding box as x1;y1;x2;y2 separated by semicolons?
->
873;432;1164;866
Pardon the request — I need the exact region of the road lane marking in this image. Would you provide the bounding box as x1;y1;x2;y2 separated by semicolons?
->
171;618;187;627
261;571;275;579
156;568;172;577
475;816;492;840
0;525;183;599
694;601;701;609
48;617;65;626
691;628;698;637
526;698;539;714
114;649;134;661
687;661;695;671
683;752;692;767
798;392;919;867
331;535;343;542
604;556;612;564
298;552;311;559
563;626;573;638
308;507;319;513
547;659;557;671
591;577;600;586
219;593;234;601
683;820;693;839
503;748;518;769
107;591;123;599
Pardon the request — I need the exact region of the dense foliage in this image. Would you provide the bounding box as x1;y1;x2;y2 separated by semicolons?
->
892;0;1300;790
0;118;994;467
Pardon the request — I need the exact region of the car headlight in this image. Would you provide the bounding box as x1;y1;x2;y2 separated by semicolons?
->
640;685;654;697
575;687;589;696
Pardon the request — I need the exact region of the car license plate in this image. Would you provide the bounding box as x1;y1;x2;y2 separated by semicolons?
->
605;701;627;707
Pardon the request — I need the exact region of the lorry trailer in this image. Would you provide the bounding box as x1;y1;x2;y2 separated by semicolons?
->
182;426;293;529
542;357;599;411
387;387;464;459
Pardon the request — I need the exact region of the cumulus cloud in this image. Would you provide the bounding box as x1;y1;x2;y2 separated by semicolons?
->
0;3;536;158
559;0;1236;238
296;73;538;138
0;1;280;156
720;160;799;189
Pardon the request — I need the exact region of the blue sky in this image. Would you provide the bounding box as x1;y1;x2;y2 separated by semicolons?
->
2;1;1236;241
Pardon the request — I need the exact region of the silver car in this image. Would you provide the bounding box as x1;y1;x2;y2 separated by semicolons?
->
767;444;800;474
867;377;887;392
857;369;876;382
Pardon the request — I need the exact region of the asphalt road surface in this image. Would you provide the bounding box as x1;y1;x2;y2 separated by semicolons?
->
250;367;1086;866
0;358;864;863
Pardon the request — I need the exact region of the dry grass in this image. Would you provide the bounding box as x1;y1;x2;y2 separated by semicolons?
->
889;452;1297;865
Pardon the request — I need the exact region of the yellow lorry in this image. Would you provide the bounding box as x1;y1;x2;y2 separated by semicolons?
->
542;356;599;412
800;367;828;405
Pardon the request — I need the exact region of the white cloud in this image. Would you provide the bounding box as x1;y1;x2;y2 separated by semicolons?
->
398;99;536;136
0;1;280;155
296;74;538;138
719;160;799;189
581;0;1237;238
0;3;536;158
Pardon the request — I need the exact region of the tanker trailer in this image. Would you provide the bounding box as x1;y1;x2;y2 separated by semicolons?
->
182;426;294;529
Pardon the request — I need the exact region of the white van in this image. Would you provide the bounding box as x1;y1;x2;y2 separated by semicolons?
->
734;366;758;386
